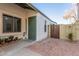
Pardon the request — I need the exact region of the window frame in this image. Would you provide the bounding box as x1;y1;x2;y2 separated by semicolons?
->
3;14;21;33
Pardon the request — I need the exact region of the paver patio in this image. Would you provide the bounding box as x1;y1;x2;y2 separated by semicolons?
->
1;38;79;56
27;38;79;56
0;40;40;56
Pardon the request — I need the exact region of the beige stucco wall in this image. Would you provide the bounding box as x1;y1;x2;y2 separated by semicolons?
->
0;3;54;41
0;3;37;38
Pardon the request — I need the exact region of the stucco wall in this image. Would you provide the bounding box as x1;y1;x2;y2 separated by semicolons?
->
36;13;53;41
0;3;37;38
0;3;55;41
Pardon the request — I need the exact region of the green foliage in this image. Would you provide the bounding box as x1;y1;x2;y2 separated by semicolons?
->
68;33;73;41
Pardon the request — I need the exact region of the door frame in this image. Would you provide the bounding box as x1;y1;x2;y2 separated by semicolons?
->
28;16;37;41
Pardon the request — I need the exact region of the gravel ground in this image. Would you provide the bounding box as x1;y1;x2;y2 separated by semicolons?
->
27;38;79;56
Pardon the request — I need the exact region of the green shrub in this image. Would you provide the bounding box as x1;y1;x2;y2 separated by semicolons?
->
5;38;9;42
0;38;2;44
14;37;18;41
9;35;14;41
68;33;73;41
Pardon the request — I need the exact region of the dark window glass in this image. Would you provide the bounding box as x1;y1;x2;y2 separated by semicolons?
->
14;17;21;32
3;14;21;33
17;18;21;32
44;20;47;32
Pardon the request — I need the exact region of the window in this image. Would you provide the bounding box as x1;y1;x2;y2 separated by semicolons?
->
13;17;21;32
3;14;21;33
44;20;47;32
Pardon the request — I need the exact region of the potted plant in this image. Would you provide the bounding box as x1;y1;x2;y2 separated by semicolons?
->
5;38;9;43
14;37;18;41
1;38;5;45
0;38;2;44
9;36;14;41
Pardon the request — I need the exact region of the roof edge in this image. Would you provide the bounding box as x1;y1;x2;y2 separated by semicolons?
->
27;3;57;24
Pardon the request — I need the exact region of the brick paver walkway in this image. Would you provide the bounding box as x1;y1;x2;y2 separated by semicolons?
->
27;38;79;56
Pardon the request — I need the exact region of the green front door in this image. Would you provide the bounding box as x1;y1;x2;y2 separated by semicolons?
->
28;16;36;41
